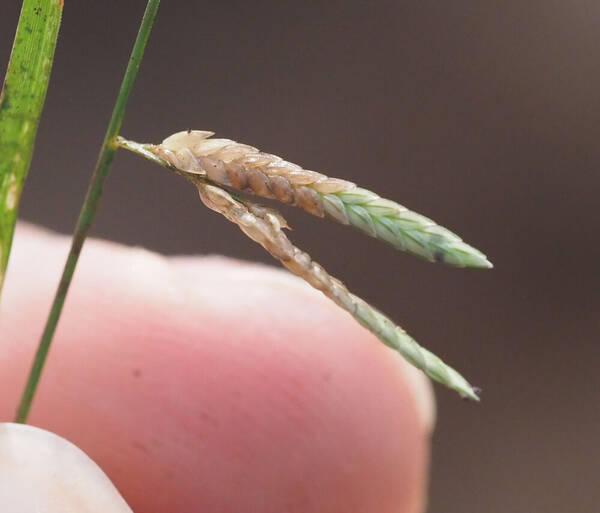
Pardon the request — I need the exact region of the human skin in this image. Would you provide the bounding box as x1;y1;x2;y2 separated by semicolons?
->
0;223;434;513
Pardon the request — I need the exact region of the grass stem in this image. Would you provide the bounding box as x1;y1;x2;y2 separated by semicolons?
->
14;0;161;424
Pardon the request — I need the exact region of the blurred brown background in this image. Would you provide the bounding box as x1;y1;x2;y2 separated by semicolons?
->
1;1;599;512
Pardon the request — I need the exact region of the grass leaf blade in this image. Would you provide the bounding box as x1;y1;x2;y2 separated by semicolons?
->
0;0;63;293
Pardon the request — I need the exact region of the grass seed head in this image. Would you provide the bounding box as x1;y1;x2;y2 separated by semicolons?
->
151;130;491;268
197;182;480;400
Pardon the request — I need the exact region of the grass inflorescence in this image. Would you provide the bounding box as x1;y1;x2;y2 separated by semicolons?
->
149;130;491;268
320;188;491;267
197;182;480;400
119;131;490;400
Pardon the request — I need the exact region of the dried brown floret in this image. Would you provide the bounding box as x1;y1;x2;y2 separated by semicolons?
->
149;130;354;216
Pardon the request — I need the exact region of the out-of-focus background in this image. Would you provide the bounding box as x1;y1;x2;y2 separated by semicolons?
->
1;1;598;511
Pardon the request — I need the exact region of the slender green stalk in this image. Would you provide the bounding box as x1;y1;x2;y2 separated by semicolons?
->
0;0;63;294
118;136;172;168
14;0;161;424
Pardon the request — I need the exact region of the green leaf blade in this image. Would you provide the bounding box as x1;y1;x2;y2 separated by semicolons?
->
0;0;63;292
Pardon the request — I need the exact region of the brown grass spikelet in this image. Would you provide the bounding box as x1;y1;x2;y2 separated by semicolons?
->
149;130;353;216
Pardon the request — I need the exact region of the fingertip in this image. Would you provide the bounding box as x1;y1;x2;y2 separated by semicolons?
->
1;223;432;513
0;423;132;513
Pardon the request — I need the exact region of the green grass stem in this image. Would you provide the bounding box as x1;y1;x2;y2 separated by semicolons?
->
14;0;161;424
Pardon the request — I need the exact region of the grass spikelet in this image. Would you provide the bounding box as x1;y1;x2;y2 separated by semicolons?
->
196;181;480;400
149;130;492;268
321;188;491;267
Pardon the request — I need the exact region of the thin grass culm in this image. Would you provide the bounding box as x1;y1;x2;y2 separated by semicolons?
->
149;130;492;268
119;133;488;400
14;0;161;424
